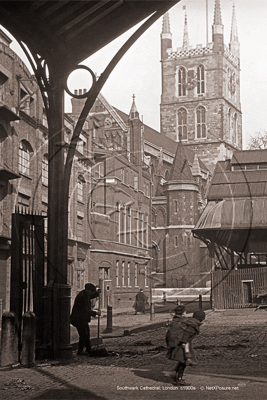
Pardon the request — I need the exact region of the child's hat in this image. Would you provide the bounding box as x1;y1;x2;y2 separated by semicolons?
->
193;309;205;321
174;305;186;315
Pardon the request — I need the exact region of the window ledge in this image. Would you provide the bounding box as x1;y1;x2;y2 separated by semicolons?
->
19;172;32;180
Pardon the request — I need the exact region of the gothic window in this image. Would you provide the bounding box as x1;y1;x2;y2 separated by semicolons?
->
42;154;48;186
197;65;205;94
233;113;237;144
177;108;187;140
196;106;206;139
19;140;32;175
227;68;231;97
228;108;231;141
178;67;186;97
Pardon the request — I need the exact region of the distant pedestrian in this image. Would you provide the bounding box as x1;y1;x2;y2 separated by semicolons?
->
134;288;147;315
166;307;205;386
70;283;101;356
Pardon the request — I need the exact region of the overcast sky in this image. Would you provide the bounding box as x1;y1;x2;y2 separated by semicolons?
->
6;0;267;149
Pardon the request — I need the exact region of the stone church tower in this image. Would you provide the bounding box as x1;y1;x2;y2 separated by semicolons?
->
160;1;242;173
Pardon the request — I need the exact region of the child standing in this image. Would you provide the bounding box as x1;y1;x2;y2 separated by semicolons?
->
166;307;205;386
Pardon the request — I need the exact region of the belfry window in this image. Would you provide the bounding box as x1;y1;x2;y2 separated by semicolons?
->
196;106;206;139
178;67;186;97
177;108;187;140
197;65;205;94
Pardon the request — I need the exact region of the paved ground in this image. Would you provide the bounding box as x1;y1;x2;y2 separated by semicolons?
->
1;307;267;399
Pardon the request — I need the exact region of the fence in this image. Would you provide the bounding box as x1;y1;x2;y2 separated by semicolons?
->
212;267;267;309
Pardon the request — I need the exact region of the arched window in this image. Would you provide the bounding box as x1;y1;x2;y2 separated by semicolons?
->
77;175;85;203
177;108;187;140
178;67;186;97
233;113;237;144
197;65;205;94
42;154;48;186
228;108;232;141
19;140;32;175
227;68;231;97
196;106;206;139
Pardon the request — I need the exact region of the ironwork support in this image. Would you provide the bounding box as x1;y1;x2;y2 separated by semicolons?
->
17;8;170;360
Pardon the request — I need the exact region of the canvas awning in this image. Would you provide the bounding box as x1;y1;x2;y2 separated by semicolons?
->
193;198;267;252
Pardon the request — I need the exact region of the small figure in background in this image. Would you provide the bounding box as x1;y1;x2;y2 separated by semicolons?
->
134;288;147;315
166;306;205;386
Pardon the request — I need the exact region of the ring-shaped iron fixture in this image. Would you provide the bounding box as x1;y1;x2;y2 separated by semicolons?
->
65;65;96;99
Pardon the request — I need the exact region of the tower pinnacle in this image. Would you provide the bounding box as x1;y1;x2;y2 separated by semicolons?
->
212;0;224;51
162;11;171;35
229;2;240;58
129;94;139;120
183;7;190;49
213;0;222;25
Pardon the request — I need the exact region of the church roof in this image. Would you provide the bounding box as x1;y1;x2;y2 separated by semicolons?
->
114;107;210;175
169;140;194;181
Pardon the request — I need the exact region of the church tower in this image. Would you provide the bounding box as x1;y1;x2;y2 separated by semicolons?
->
160;1;242;173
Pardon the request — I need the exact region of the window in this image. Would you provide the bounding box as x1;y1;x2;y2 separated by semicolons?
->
116;261;119;286
233;113;237;145
77;176;85;203
18;193;30;211
196;106;206;139
197;65;205;94
19;140;31;175
228;108;231;140
42;155;48;186
68;261;74;286
134;176;138;190
77;270;84;289
177;108;187;140
175;236;178;247
127;207;131;245
135;264;138;287
42;208;48;235
178;67;186;97
127;262;131;286
145;266;148;287
95;162;104;179
77;216;83;241
122;261;125;286
174;200;178;214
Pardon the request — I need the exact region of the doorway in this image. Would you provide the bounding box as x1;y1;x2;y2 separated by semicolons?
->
242;280;253;304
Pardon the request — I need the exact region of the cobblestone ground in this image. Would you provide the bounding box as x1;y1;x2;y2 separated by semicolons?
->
83;309;267;377
0;309;267;399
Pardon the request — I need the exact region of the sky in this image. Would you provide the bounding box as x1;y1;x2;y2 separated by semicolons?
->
4;0;267;149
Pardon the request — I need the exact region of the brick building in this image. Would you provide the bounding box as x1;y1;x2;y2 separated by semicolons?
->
68;94;152;308
0;30;92;312
160;0;242;173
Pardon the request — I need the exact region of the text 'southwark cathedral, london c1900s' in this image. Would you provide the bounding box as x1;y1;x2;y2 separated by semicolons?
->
0;0;266;314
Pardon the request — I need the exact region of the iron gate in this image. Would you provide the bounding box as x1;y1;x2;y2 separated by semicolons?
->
10;209;45;348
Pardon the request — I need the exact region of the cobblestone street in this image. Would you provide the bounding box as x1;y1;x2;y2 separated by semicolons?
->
1;308;267;399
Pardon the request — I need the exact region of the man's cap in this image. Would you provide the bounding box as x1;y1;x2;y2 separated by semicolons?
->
193;309;205;321
85;283;96;292
174;305;186;315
